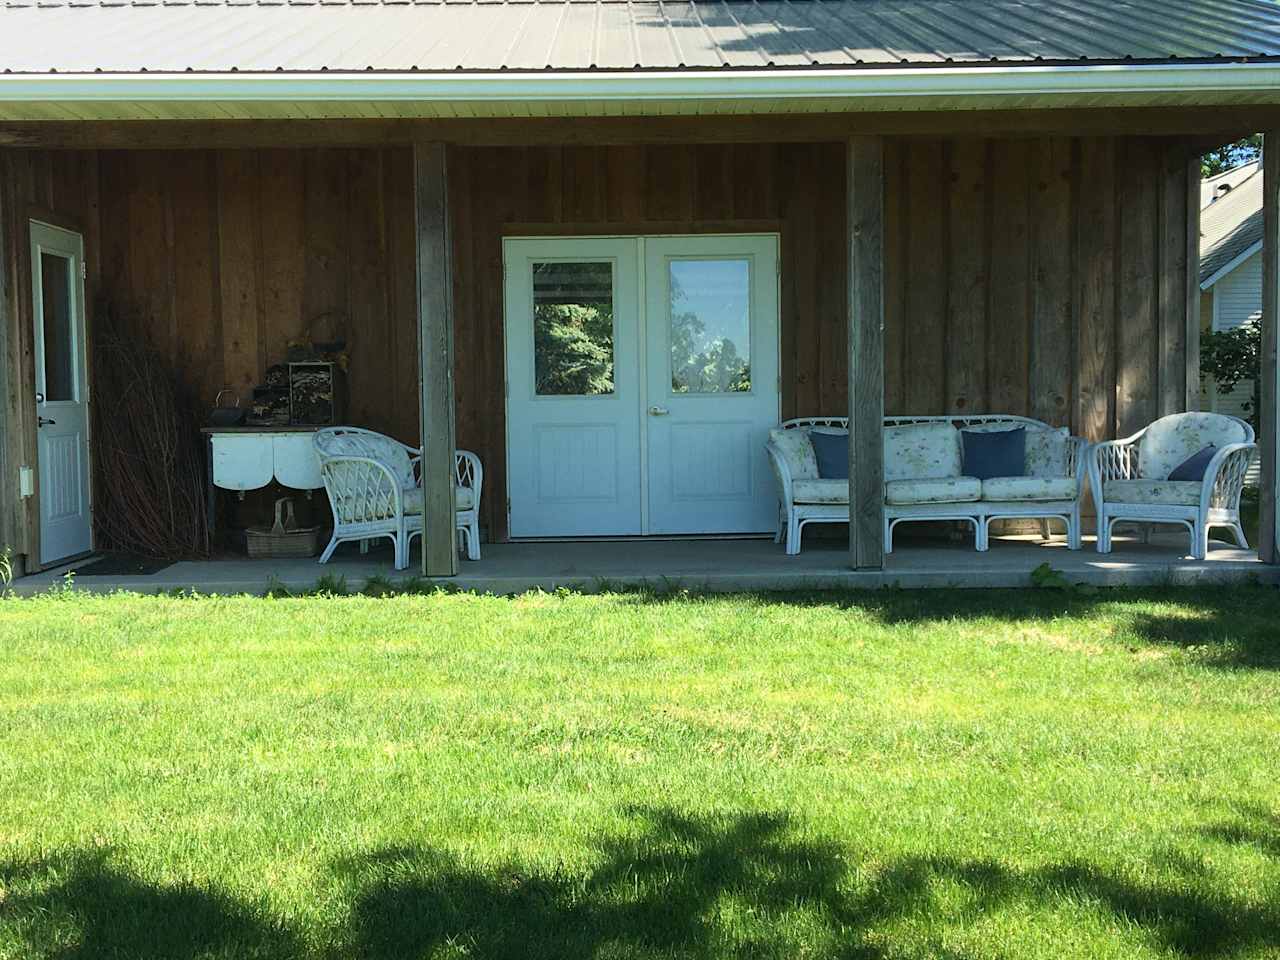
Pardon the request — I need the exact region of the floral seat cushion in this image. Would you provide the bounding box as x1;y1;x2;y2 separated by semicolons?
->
883;422;962;482
769;428;819;481
981;476;1077;502
403;486;476;515
1102;479;1202;507
1137;413;1247;481
885;477;981;505
791;479;849;504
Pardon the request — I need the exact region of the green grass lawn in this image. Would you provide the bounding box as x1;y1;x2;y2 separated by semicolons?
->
1;585;1278;959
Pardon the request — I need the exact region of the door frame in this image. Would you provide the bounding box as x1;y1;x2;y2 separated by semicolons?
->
502;231;781;539
29;219;93;567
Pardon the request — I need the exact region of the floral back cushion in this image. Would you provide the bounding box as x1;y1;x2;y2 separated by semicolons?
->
769;428;819;480
317;431;417;487
884;422;962;482
1138;413;1248;480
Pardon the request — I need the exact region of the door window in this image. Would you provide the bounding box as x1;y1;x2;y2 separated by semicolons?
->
532;260;615;396
40;251;76;401
668;258;751;394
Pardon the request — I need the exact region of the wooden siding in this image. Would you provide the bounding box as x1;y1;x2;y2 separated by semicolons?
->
2;135;1200;552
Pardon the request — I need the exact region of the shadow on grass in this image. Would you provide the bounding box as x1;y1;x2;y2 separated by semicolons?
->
0;848;303;959
605;583;1280;670
327;806;1280;960
4;809;1278;959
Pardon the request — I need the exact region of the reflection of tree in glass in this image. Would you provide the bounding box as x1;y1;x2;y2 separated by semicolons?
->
535;303;615;395
669;273;750;393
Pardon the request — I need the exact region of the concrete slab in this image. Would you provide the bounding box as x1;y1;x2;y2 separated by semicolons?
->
13;531;1277;595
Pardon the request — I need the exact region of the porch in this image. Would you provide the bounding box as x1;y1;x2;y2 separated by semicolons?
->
16;531;1274;595
3;105;1280;582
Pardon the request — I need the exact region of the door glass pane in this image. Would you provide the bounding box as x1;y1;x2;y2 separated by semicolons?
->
669;259;751;394
40;251;75;402
532;261;615;396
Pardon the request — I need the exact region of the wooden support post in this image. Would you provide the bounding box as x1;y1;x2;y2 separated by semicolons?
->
847;136;886;570
1261;133;1280;564
1184;151;1202;412
414;141;458;577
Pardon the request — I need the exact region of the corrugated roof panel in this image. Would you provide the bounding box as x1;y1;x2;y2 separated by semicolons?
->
4;0;1280;74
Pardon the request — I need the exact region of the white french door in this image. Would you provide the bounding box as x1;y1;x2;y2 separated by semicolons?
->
30;221;92;565
504;234;779;538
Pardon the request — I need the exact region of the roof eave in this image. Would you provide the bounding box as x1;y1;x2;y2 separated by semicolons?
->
3;61;1280;106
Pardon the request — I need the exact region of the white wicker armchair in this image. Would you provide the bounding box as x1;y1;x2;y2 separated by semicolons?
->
313;427;483;570
1087;412;1256;560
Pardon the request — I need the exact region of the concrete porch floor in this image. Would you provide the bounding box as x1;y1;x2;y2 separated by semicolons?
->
15;529;1277;595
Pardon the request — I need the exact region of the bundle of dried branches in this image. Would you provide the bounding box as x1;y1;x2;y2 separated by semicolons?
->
91;302;209;559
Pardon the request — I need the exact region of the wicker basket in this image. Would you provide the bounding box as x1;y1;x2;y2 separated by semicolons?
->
245;497;321;559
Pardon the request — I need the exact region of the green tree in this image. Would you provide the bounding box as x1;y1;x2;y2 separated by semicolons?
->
1201;135;1262;178
1201;317;1260;429
534;302;615;395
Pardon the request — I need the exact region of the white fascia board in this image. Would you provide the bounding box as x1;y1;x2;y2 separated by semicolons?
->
1;61;1280;104
1201;239;1263;291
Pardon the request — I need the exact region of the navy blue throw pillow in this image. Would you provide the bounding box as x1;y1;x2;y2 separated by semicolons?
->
960;427;1026;480
810;431;849;479
1168;445;1217;481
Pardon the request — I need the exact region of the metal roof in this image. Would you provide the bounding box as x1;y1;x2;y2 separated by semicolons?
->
3;0;1280;74
1200;163;1264;287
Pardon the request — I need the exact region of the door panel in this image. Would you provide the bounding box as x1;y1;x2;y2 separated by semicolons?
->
645;236;780;535
504;238;643;537
31;222;92;565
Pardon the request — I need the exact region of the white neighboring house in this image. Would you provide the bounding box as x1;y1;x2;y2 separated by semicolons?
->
1200;160;1263;485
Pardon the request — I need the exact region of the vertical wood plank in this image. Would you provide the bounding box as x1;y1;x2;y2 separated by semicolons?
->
847;136;885;571
216;150;263;395
987;140;1031;415
170;150;222;406
386;147;420;445
1157;143;1191;417
1184;151;1202;413
882;139;908;416
1116;138;1158;437
345;148;390;432
605;145;645;223
819;141;849;412
1075;138;1116;441
1260;131;1279;564
415;141;458;577
903;140;947;413
1030;137;1074;426
946;139;988;414
257;149;306;382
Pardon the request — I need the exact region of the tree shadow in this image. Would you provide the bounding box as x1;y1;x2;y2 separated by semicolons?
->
0;848;303;960
331;806;1280;960
612;584;1280;670
1201;801;1280;861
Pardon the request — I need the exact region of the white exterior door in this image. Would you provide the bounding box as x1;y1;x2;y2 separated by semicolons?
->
644;235;780;534
30;222;92;565
504;238;643;537
504;234;779;538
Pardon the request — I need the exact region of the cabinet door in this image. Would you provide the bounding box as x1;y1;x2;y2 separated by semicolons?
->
273;434;323;490
210;436;273;491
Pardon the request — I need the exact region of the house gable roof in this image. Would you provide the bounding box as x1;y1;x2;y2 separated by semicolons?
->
4;0;1280;74
1201;163;1265;289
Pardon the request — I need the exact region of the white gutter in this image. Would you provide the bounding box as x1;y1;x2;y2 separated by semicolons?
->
0;61;1279;103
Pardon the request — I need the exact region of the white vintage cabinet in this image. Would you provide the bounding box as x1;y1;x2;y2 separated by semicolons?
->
202;428;325;534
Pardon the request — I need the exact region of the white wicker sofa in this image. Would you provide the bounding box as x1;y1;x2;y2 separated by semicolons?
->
1087;412;1256;560
767;415;1087;555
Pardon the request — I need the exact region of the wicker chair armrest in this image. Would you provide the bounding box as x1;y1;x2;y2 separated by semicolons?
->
455;449;483;511
766;443;796;506
1087;439;1141;506
1202;443;1257;512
